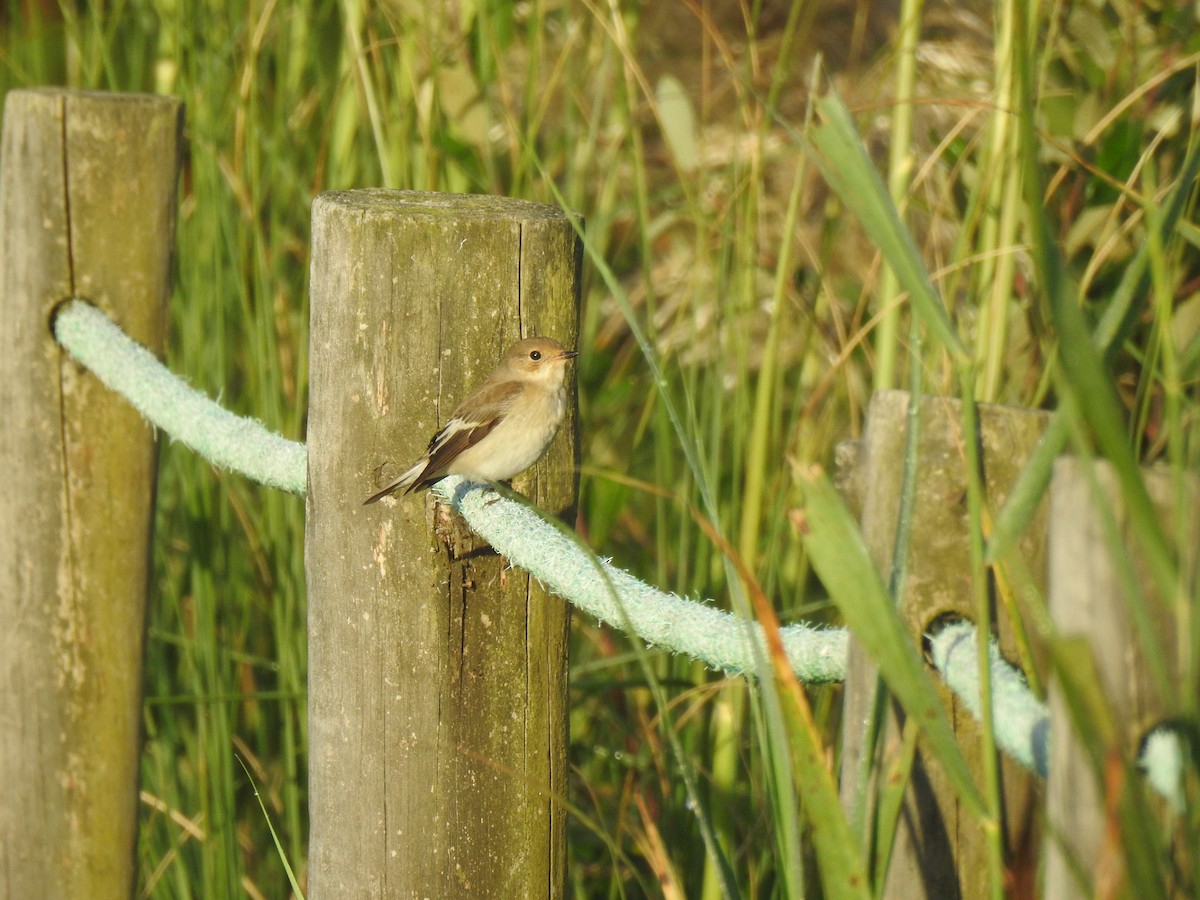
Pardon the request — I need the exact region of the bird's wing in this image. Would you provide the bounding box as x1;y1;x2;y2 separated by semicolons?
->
362;381;524;504
413;380;522;489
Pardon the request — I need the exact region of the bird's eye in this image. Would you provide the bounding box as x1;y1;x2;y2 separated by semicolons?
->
529;350;542;361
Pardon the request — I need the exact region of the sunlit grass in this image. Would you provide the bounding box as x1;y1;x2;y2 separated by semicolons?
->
3;0;1199;896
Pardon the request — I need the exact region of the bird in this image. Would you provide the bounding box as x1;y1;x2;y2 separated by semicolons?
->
363;337;578;504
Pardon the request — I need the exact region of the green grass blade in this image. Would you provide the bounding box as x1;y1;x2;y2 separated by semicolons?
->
988;131;1200;563
806;90;968;364
871;718;920;887
235;756;305;900
795;467;986;817
780;682;872;900
959;376;1007;900
1011;0;1179;625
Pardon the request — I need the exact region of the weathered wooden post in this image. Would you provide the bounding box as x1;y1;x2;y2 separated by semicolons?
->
838;390;1049;898
0;89;181;897
306;190;579;897
1044;460;1196;897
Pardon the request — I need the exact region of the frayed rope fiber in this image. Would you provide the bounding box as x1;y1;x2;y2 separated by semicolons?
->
56;297;1190;806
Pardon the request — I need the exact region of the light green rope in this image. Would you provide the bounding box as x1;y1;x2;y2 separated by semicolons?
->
54;299;307;495
53;297;1188;804
436;475;848;681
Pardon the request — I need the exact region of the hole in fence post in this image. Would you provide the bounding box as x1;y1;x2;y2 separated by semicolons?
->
921;612;971;667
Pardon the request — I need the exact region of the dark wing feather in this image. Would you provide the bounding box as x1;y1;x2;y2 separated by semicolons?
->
408;380;521;492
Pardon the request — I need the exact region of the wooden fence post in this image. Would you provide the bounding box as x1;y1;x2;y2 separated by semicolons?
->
1044;459;1195;897
306;190;579;898
0;89;182;897
838;390;1049;898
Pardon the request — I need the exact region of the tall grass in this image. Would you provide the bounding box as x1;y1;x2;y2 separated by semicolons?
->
3;0;1198;896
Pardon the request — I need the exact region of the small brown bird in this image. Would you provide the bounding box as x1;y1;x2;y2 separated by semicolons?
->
364;337;577;504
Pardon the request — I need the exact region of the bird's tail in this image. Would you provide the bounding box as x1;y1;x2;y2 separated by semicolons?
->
362;459;428;505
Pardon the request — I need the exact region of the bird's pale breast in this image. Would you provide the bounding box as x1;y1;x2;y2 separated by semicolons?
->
445;382;566;481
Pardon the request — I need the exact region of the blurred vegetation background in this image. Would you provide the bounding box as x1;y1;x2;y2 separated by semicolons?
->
3;0;1199;896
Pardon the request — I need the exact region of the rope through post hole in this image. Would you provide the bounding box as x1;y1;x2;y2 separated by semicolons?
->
53;297;1188;804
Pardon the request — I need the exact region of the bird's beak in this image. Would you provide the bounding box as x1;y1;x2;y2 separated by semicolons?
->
559;349;579;360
